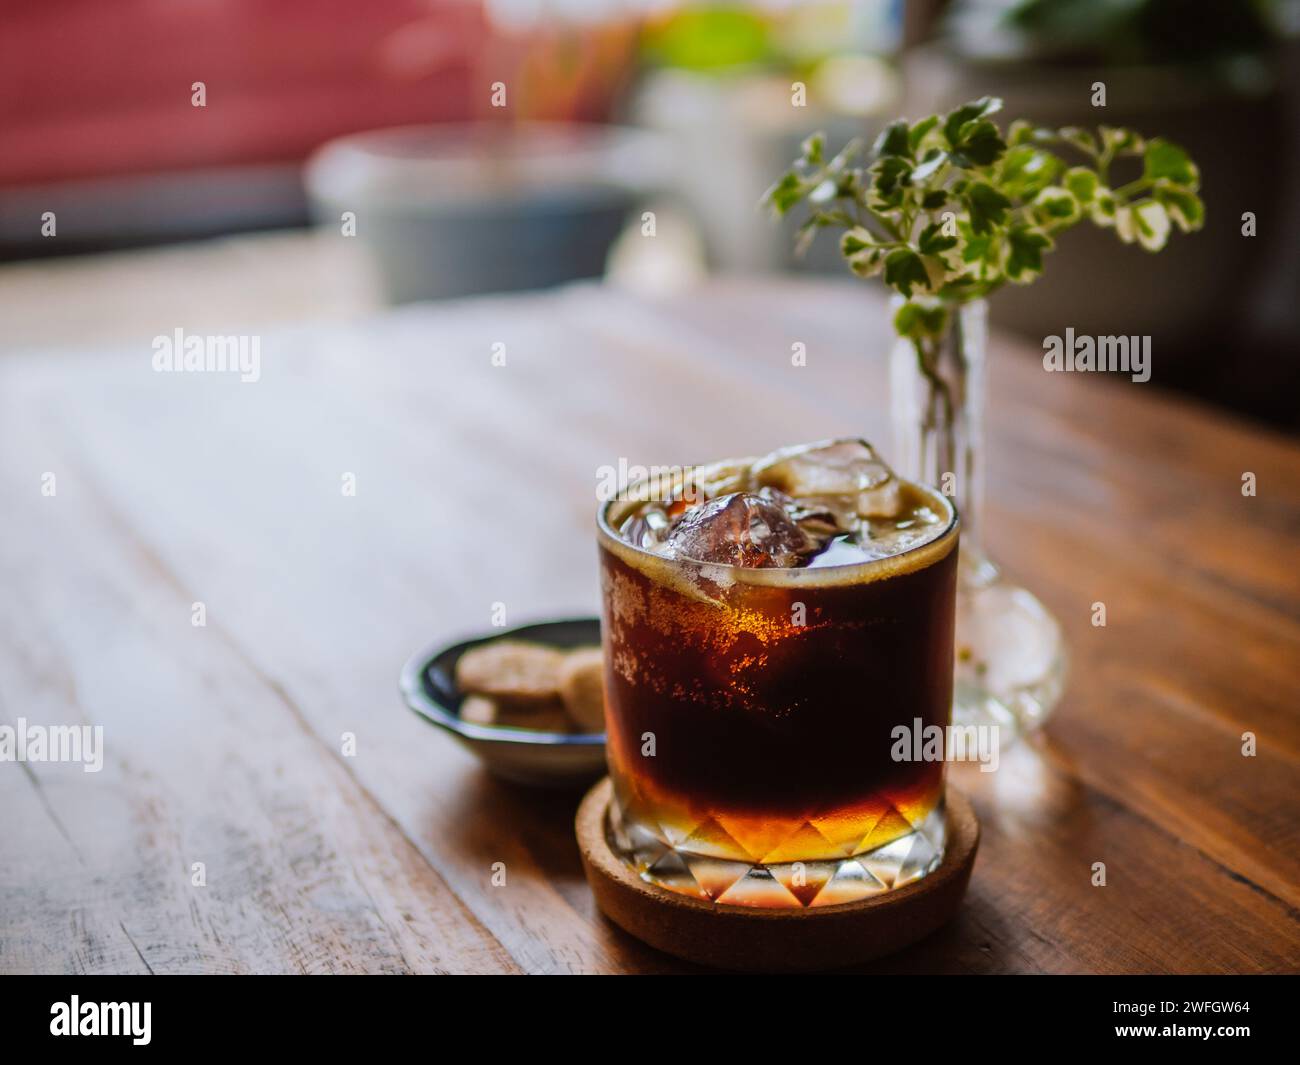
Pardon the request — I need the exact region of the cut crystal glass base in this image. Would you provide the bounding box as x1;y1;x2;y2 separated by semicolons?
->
608;799;947;909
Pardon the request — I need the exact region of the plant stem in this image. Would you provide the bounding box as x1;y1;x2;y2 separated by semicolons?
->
1112;178;1151;199
912;335;956;481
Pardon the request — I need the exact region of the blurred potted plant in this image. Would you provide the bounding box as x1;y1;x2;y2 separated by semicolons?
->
766;97;1204;733
903;0;1288;353
631;1;903;273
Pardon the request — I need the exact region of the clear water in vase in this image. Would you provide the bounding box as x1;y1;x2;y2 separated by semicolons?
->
889;297;1068;737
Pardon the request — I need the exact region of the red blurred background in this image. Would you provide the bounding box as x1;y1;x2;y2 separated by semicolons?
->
0;0;640;186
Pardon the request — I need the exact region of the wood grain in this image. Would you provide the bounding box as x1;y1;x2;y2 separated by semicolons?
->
1;267;1297;974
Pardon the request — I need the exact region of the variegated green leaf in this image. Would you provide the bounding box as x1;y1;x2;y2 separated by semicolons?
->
1132;200;1171;251
1090;187;1119;227
1153;182;1205;232
1005;226;1053;283
1033;186;1082;227
1064;166;1099;204
1101;126;1145;157
1143;138;1199;188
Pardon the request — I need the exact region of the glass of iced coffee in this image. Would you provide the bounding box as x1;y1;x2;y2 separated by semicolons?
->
596;440;958;908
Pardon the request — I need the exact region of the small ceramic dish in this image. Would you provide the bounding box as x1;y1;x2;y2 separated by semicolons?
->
400;618;607;788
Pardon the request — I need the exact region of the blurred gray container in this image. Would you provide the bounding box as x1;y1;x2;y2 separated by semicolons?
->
305;123;663;303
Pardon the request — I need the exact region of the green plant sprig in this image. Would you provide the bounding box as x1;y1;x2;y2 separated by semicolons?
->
764;97;1204;343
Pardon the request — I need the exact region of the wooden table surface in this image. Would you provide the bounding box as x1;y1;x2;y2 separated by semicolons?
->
2;273;1298;974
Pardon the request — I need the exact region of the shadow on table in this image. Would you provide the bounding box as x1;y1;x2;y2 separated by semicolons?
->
436;769;708;973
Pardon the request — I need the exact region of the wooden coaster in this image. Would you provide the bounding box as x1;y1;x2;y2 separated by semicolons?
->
577;777;979;972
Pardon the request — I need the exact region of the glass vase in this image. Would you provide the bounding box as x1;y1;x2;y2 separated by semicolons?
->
889;297;1067;737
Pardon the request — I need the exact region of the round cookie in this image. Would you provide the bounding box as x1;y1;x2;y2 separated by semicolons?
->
459;693;572;733
455;640;565;705
494;699;573;734
559;647;607;733
458;694;499;725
